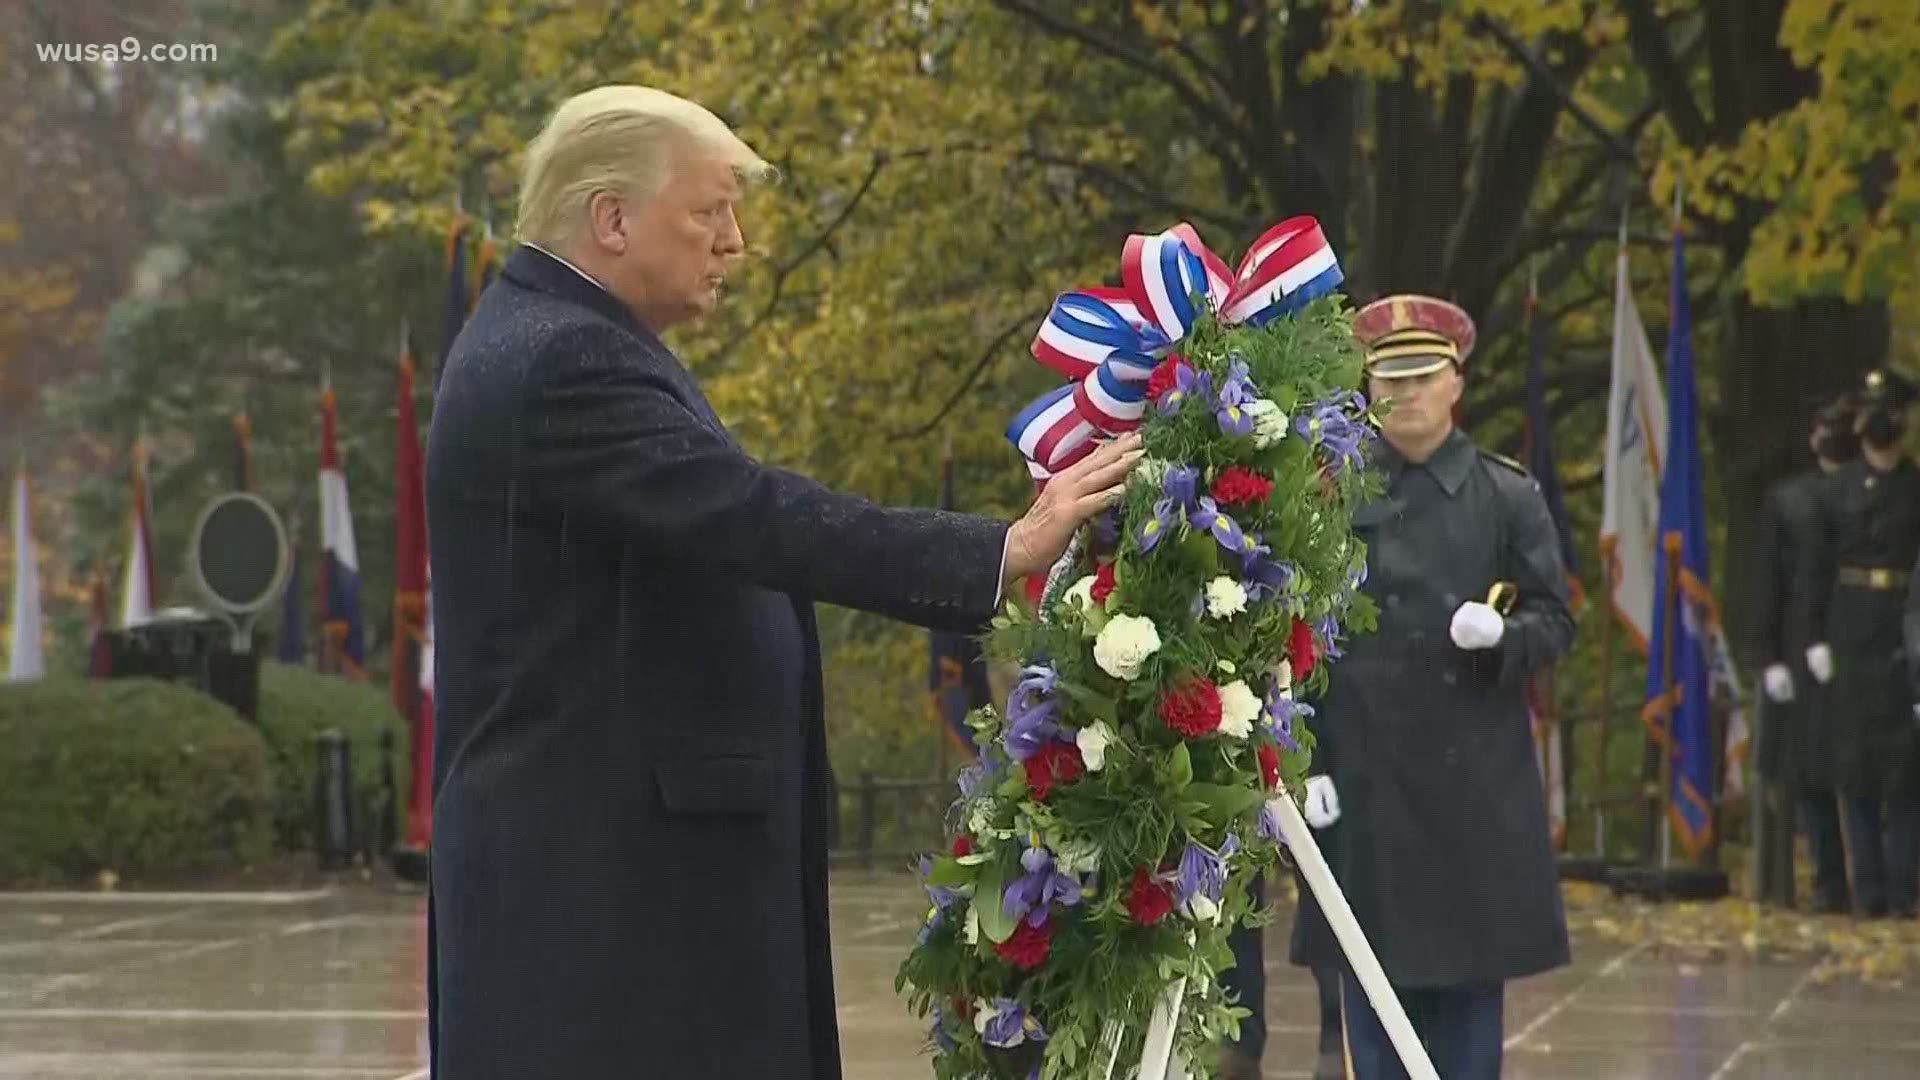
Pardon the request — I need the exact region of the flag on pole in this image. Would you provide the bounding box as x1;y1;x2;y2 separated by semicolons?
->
415;567;436;846
319;378;366;676
390;331;434;851
1600;224;1668;654
929;446;991;756
6;464;44;682
1642;217;1718;855
471;222;498;314
119;435;156;628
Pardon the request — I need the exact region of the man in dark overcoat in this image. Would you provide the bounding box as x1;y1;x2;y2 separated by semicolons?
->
1289;294;1576;1080
1804;368;1920;918
1749;394;1857;911
424;85;1140;1078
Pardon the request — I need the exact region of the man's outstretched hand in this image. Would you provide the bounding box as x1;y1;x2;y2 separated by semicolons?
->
1003;432;1146;590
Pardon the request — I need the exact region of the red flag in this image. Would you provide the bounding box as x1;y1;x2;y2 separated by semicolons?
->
389;337;434;851
87;568;111;677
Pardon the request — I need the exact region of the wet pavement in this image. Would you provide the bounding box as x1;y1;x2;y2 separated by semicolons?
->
1;875;1917;1078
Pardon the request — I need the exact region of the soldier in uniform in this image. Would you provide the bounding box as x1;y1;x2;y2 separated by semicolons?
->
1805;368;1920;918
1289;295;1576;1079
1749;394;1858;912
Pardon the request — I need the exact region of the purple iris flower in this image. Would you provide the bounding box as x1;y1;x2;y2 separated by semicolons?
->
1216;361;1258;437
1158;363;1215;416
981;998;1049;1048
1174;835;1239;913
1002;844;1083;927
1188;497;1248;555
1315;615;1346;662
930;1002;957;1054
919;855;962;911
1294;392;1374;477
1258;800;1284;844
1091;506;1123;554
1164;465;1200;511
1240;535;1298;602
1005;665;1063;762
957;757;997;800
1139;498;1178;554
1263;685;1313;752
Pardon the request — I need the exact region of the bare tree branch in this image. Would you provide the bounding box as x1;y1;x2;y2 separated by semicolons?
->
989;0;1254;154
887;308;1046;441
1619;0;1711;147
712;153;889;363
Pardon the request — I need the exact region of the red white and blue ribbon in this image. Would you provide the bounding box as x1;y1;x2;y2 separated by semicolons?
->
1008;217;1343;481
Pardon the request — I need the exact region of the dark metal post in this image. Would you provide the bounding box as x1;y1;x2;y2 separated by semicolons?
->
316;729;355;869
858;771;876;871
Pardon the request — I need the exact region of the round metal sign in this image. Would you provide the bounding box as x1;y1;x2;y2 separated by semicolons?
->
188;493;290;615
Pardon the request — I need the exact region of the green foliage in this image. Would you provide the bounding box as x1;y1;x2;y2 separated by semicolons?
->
0;678;273;886
898;287;1379;1077
255;661;407;851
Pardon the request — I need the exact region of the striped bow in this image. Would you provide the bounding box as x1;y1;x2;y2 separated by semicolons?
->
1008;217;1343;481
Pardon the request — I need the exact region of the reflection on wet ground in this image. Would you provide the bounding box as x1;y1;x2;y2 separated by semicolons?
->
1;874;1917;1078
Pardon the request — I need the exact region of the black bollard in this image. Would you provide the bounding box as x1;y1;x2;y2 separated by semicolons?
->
372;727;400;863
315;729;356;870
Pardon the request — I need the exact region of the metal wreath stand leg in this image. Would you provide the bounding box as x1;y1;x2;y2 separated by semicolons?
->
1036;542;1437;1080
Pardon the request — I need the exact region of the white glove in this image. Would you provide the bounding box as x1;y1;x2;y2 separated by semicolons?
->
1912;703;1920;726
1763;663;1796;704
1806;643;1834;685
1304;775;1341;829
1449;601;1506;650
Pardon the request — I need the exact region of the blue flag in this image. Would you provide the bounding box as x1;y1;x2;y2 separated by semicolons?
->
277;536;305;663
1643;224;1716;856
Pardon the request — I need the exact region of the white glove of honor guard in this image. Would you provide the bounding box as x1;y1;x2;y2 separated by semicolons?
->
1762;663;1796;704
1304;775;1341;829
1449;601;1506;650
1806;643;1834;685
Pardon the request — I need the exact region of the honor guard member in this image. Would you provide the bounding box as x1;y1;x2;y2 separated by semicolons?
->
1750;393;1859;912
1806;368;1920;918
1288;295;1576;1080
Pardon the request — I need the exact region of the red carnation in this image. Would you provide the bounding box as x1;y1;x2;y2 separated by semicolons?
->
1025;740;1086;801
1160;679;1223;738
1023;574;1047;608
952;835;974;858
994;916;1054;970
1258;743;1281;789
1146;357;1189;402
1289;618;1318;680
1091;562;1117;606
1211;466;1274;508
1126;868;1175;926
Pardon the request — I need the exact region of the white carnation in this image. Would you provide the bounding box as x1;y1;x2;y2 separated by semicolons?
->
1076;721;1118;772
1093;614;1162;681
1245;398;1289;449
1205;576;1249;619
1063;574;1096;612
1218;680;1261;739
1183;892;1221;924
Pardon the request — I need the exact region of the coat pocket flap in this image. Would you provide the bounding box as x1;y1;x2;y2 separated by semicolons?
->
655;754;774;817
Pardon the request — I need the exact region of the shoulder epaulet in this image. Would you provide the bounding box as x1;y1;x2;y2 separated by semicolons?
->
1480;450;1531;478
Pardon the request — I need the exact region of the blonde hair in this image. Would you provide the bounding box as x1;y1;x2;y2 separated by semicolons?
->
514;85;773;247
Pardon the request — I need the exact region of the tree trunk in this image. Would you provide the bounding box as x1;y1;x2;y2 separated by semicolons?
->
1713;296;1890;663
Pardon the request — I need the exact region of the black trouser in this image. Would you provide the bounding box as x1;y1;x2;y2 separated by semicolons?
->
1801;787;1850;909
1221;874;1267;1059
1341;977;1504;1080
1843;790;1920;915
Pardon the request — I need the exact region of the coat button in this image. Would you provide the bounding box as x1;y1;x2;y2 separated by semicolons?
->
1385;593;1400;608
1443;671;1457;686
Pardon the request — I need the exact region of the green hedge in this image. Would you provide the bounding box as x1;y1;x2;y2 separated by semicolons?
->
0;678;273;887
256;662;408;851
